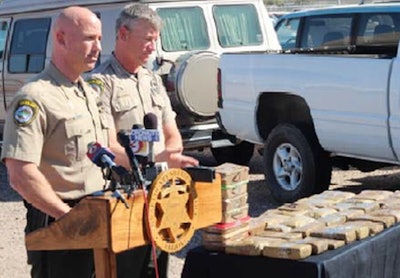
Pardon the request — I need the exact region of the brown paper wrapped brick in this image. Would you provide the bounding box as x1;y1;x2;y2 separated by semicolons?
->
354;190;394;201
225;237;262;256
262;242;312;260
319;213;347;226
310;225;357;243
346;220;384;235
369;208;400;222
253;230;303;240
315;190;356;202
348;214;395;228
293;221;326;237
293;237;329;254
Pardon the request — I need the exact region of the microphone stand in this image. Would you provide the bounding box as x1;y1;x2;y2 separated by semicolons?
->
92;165;132;209
109;179;129;209
117;131;149;191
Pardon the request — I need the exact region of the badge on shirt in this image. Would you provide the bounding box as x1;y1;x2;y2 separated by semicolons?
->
13;99;39;126
87;78;104;95
150;76;159;96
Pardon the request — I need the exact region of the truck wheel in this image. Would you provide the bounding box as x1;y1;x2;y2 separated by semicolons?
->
211;141;254;166
263;124;331;203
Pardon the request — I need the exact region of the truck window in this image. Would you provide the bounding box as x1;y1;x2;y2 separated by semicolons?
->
213;4;262;47
275;18;300;50
300;14;352;48
9;18;50;73
357;13;400;46
157;7;209;51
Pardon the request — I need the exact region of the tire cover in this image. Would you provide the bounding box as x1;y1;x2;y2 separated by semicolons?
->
173;51;219;118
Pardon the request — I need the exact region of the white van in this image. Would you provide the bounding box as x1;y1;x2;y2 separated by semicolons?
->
0;0;281;164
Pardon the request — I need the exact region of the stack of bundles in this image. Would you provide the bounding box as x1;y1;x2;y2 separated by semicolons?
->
202;163;250;251
219;189;400;260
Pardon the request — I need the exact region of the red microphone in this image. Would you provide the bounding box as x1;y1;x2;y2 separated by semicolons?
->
87;142;116;169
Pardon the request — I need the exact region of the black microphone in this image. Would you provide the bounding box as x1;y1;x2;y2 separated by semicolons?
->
130;124;148;165
117;130;146;187
143;113;158;166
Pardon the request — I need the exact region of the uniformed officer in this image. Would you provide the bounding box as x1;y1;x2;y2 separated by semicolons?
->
87;3;199;170
86;3;199;278
1;7;105;278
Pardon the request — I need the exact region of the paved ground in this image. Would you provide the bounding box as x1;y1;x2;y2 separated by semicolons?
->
2;150;400;277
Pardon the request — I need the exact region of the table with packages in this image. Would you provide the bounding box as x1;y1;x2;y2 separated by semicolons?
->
182;222;400;278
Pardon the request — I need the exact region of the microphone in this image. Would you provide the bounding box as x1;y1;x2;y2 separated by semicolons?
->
144;112;158;130
117;130;146;187
130;124;148;165
143;113;158;166
87;142;116;169
87;142;133;195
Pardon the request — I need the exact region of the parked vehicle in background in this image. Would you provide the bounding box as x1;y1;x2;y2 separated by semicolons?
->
269;11;287;26
0;0;281;165
217;2;400;203
275;2;400;52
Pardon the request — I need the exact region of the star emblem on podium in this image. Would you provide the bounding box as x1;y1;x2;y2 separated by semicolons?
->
148;169;198;252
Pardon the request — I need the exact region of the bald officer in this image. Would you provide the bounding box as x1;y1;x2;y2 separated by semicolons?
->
1;7;105;278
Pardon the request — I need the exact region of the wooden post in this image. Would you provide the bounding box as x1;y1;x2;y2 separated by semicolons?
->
94;248;117;278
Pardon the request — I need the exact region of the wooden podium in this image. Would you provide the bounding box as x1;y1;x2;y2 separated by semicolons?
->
25;169;222;278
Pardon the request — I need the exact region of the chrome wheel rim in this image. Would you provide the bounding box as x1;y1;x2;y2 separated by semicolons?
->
273;143;302;191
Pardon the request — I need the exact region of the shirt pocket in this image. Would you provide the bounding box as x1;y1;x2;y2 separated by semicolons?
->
150;92;166;110
99;112;110;144
65;116;92;161
112;87;139;112
99;111;110;130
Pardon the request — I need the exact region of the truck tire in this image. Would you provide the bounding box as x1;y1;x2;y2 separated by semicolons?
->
211;141;254;166
263;124;331;203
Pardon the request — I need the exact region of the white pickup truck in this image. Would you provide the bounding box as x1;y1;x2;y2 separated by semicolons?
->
217;44;400;203
217;3;400;203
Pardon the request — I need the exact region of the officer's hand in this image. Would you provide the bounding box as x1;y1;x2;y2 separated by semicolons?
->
167;152;199;169
180;154;199;168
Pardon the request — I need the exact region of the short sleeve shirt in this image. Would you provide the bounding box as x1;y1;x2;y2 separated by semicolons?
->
1;63;109;200
87;54;176;155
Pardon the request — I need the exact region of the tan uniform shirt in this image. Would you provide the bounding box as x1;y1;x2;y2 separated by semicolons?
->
1;63;108;200
87;54;176;155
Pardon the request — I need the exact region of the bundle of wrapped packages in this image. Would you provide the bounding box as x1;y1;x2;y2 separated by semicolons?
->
203;175;400;260
202;163;250;251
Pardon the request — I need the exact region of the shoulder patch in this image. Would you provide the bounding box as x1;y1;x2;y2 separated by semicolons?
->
87;78;104;95
14;99;39;126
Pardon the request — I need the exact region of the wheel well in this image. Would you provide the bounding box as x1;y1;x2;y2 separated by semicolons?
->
256;93;317;144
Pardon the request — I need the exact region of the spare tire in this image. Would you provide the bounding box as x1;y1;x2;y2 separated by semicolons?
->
167;51;219;120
